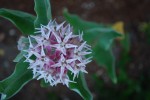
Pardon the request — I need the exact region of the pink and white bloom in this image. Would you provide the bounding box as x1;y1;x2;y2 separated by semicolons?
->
18;20;92;87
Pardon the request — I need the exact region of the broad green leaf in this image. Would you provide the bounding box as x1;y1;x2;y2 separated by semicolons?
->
69;72;93;100
63;9;106;33
93;45;117;83
84;28;121;50
120;33;130;52
0;8;35;34
34;0;52;28
0;58;33;100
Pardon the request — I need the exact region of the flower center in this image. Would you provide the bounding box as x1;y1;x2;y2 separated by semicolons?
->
62;60;67;67
41;56;49;62
62;63;67;67
61;42;65;47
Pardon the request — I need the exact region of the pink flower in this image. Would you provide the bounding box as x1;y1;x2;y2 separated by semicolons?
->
18;20;92;87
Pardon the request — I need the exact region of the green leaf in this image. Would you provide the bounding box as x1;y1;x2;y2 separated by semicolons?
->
84;28;121;50
84;28;120;83
63;9;106;33
0;8;35;34
93;45;117;83
120;33;130;52
68;72;93;100
34;0;52;28
0;58;33;100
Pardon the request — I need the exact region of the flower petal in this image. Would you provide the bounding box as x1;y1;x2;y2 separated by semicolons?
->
56;21;65;31
63;32;72;43
65;44;77;48
52;32;62;43
78;41;86;51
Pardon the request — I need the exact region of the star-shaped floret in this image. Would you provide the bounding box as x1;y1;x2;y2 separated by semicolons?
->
51;31;77;55
73;42;92;61
52;55;75;79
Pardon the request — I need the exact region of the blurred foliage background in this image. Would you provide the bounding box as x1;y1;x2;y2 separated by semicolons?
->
0;0;150;100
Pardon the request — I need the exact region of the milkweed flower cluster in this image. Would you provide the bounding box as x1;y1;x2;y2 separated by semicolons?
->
18;20;92;87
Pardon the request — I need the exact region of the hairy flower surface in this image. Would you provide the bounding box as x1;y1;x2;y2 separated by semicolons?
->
18;20;92;86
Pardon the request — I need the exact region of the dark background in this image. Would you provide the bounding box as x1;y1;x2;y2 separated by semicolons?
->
0;0;150;100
